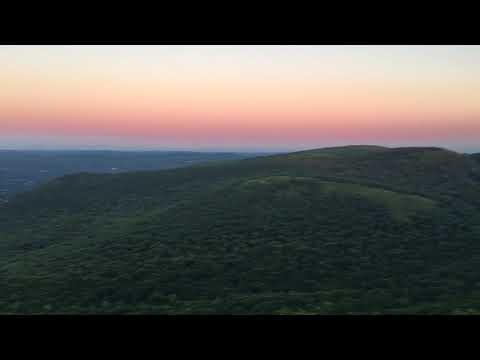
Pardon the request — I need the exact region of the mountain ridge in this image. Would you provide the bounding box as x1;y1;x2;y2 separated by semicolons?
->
1;145;479;314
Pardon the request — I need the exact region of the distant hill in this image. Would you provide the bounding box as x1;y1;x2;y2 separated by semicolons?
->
1;146;479;314
0;150;263;199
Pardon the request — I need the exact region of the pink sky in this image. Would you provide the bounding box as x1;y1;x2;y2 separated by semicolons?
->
1;45;479;152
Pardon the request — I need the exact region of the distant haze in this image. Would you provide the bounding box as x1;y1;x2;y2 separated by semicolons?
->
1;45;479;153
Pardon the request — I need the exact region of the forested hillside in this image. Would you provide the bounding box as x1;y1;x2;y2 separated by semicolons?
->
0;150;260;200
1;146;480;314
472;153;480;164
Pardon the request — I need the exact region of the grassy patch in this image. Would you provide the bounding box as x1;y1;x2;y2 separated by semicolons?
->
243;176;435;221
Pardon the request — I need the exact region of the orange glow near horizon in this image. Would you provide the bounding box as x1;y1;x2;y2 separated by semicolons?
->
1;45;480;151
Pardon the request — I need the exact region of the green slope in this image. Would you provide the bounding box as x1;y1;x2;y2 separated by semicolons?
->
282;145;389;159
0;146;480;314
243;176;435;221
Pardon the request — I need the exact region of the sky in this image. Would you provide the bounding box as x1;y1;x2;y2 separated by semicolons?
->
1;45;479;153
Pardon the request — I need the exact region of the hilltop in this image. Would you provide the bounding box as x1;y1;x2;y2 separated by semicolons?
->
0;146;479;314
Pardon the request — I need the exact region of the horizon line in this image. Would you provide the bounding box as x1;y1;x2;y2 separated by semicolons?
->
0;144;478;154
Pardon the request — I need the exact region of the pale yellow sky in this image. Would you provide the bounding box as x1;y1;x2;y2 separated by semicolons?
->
1;45;479;151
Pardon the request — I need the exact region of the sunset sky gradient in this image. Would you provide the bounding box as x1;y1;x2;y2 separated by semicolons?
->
1;45;479;152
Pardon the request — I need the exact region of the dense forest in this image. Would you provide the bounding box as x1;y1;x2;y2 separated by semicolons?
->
1;145;480;314
472;153;480;164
